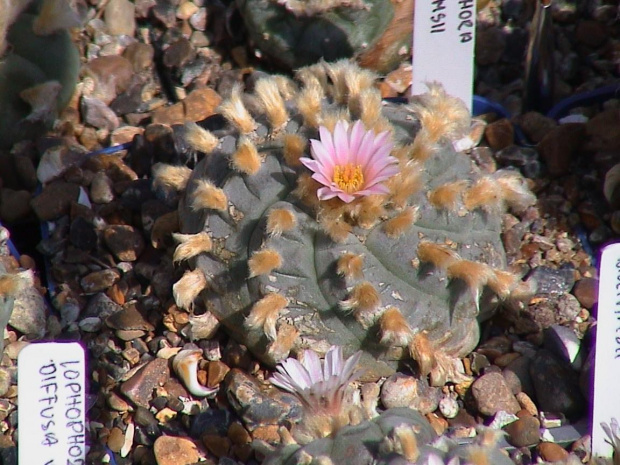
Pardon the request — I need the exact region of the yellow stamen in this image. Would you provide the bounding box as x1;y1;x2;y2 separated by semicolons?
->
333;163;364;193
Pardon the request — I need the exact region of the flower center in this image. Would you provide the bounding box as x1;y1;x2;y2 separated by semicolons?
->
333;163;364;193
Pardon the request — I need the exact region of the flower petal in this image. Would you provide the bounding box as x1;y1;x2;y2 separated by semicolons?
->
336;191;356;203
348;121;366;163
310;139;335;175
323;345;342;379
317;186;340;200
355;129;379;169
333;121;351;166
364;152;398;184
319;126;336;159
302;349;324;384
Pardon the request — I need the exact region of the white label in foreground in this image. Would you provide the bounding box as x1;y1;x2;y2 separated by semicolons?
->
411;0;476;111
18;342;86;464
592;243;620;457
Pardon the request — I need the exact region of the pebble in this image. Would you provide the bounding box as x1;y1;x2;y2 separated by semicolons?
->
0;369;12;398
475;27;506;65
438;394;459;419
484;118;514;150
202;434;230;458
224;369;302;431
133;406;161;436
380;373;440;414
78;316;102;332
103;225;145;262
31;181;80;221
90;171;115;204
505;415;541;447
207;360;230;387
571;277;598;309
69;216;98;251
526;265;576;296
555;293;582;324
529;350;585;419
105;304;155;332
514;112;557;144
515;392;538;417
471;372;521;416
537;124;586;177
543;324;583;369
153;435;201;465
86;56;135;103
0;189;31;223
84;292;122;319
107;391;132;412
9;279;47;338
104;0;137;36
537;442;570;462
120;358;170;408
81;96;120;131
189;8;207;31
107;426;125;452
190;407;232;438
81;269;120;293
151;87;221;125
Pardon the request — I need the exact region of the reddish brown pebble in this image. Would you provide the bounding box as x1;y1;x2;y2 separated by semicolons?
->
152;88;221;125
516;392;538;417
30;181;80;221
81;269;120;293
471;372;521;415
572;277;598;309
202;434;231;458
251;425;280;443
484;118;514;150
207;360;230;387
120;358;170;408
107;427;125;453
494;352;521;368
103;225;145;262
505;416;541;447
538;442;570;462
426;412;448;435
153;436;201;465
228;422;252;445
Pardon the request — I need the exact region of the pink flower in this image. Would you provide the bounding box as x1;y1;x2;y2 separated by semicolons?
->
270;345;362;415
300;120;399;203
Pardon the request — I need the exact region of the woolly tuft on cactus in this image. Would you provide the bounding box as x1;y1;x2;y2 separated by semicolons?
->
0;0;81;148
161;60;535;385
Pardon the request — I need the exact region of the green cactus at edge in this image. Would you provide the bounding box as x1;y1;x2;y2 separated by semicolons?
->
0;0;81;148
160;60;535;386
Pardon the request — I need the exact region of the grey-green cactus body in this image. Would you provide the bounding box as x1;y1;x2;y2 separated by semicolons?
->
172;63;531;382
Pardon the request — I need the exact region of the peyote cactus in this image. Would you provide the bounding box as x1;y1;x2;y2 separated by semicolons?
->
260;407;514;465
235;0;413;72
0;0;81;148
161;60;535;384
256;341;513;464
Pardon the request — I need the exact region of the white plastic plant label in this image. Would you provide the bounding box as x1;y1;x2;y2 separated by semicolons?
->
411;0;477;111
18;342;86;464
591;243;620;458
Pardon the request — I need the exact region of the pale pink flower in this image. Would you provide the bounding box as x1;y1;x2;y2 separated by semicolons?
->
270;345;362;415
300;120;399;203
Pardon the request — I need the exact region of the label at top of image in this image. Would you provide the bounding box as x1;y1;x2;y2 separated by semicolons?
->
412;0;477;111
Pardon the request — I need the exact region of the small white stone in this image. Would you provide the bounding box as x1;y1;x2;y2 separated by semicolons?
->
438;394;459;419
